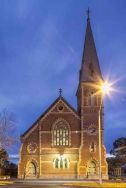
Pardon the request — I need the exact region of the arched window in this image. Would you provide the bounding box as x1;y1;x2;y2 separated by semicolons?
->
54;157;69;169
90;142;96;152
60;158;63;168
84;91;88;106
90;92;95;106
88;91;96;106
55;158;59;168
64;158;68;168
53;120;69;146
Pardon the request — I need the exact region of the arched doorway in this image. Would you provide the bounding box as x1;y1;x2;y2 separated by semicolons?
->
88;161;96;176
26;161;37;177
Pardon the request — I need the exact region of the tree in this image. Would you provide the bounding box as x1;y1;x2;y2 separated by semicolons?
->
0;109;17;176
110;137;126;157
0;109;17;150
5;162;17;177
107;137;126;176
107;157;125;170
0;147;8;168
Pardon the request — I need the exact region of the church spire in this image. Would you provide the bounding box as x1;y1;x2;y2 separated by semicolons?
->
87;7;90;21
80;10;103;82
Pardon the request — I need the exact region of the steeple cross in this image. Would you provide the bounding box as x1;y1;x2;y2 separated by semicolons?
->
59;88;62;97
87;8;90;20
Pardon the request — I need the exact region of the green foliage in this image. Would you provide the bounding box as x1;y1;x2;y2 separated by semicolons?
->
0;147;8;168
110;137;126;157
113;137;126;148
107;137;126;175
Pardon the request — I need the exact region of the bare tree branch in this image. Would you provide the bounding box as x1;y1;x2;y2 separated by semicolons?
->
0;109;17;150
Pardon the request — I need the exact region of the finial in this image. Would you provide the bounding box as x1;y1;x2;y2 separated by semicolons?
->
87;7;90;21
59;88;62;97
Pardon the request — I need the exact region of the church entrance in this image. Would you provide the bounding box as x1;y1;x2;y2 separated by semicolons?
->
26;161;37;178
88;161;96;176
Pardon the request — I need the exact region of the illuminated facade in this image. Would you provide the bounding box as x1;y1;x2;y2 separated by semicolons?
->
18;14;108;179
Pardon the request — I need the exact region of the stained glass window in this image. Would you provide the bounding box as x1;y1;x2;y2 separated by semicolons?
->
55;158;59;168
53;120;69;146
54;158;69;169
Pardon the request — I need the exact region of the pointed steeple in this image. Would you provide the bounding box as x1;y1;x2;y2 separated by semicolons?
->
80;10;103;82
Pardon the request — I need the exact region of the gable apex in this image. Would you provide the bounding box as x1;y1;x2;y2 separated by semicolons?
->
21;96;79;139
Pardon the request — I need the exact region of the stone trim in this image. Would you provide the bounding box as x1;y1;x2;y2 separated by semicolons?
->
39;130;83;134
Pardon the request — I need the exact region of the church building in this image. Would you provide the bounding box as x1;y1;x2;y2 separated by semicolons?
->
18;13;108;179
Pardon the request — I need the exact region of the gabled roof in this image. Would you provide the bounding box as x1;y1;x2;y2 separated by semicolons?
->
80;16;103;82
21;96;79;138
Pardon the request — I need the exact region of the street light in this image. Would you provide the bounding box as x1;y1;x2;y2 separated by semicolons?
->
98;81;112;184
101;82;112;95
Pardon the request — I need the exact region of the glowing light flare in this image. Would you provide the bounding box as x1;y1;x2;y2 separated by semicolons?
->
101;82;112;95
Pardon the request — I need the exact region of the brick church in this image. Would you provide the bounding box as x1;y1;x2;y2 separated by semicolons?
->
18;13;108;179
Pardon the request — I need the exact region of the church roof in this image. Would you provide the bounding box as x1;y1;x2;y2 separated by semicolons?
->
21;96;79;138
80;14;103;82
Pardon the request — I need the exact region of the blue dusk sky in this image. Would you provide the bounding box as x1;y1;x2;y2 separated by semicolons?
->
0;0;126;156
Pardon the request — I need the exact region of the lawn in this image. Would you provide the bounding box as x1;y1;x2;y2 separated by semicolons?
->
0;181;13;185
64;182;126;187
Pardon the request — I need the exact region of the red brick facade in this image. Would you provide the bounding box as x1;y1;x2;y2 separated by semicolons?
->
18;16;108;179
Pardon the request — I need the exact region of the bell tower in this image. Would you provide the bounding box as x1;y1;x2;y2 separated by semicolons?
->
77;10;108;179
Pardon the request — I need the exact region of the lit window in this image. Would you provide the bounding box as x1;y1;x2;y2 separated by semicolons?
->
54;158;69;169
60;158;63;168
64;159;68;168
53;120;69;146
55;158;59;168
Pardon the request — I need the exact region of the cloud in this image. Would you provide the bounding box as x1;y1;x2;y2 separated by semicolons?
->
106;153;115;158
9;154;19;160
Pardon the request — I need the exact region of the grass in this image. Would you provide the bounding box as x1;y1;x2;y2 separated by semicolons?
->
0;181;13;185
64;182;126;187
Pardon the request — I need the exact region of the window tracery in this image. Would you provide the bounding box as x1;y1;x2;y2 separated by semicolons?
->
53;120;69;146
